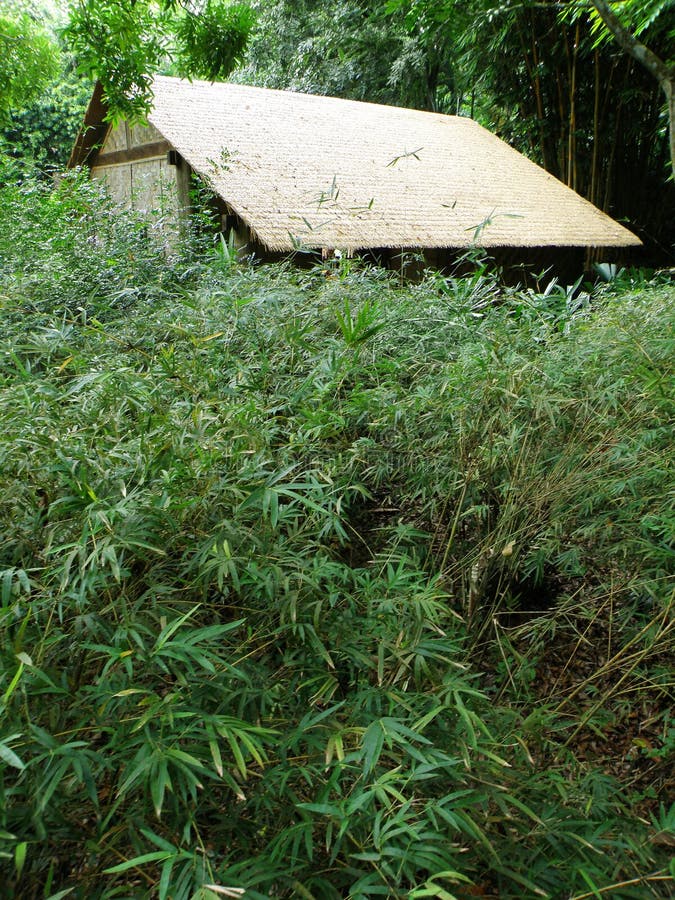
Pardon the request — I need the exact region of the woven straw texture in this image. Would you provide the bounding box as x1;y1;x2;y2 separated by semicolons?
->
120;76;643;251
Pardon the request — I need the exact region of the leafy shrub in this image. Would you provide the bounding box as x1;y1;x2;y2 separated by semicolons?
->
0;160;198;321
0;63;91;174
0;173;673;898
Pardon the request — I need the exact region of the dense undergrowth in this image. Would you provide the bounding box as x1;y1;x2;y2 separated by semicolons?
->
0;170;673;899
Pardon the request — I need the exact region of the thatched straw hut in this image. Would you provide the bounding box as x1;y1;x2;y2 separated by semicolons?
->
70;76;640;270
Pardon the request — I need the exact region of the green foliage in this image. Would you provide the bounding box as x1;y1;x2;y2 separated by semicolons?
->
66;0;170;121
234;0;460;111
65;0;255;121
0;163;180;313
0;61;91;173
0;172;673;897
177;1;256;81
583;0;675;46
0;7;60;116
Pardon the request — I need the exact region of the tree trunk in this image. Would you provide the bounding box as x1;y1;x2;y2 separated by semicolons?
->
590;0;674;179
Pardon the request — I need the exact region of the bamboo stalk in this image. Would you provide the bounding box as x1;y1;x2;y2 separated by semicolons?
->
591;50;600;205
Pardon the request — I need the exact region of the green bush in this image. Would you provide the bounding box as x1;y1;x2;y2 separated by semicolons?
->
0;172;673;898
0;64;91;174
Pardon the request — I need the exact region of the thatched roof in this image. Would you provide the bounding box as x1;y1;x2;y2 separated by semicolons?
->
72;75;640;252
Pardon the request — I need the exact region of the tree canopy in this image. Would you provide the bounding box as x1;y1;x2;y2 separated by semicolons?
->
0;5;60;117
586;0;674;178
65;0;256;121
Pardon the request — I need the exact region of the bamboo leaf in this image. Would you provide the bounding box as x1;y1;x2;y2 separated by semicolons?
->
0;741;25;771
103;850;172;873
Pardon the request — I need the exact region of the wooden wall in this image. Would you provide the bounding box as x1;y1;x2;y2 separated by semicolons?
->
90;121;191;235
89;121;259;256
